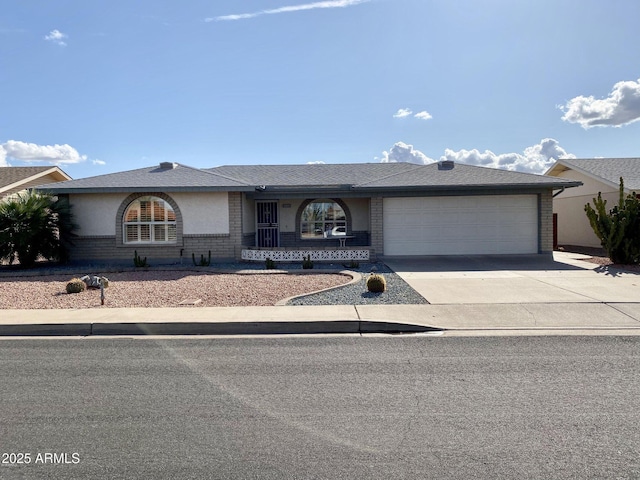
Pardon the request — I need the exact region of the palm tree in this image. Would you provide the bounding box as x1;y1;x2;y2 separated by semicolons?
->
0;191;76;268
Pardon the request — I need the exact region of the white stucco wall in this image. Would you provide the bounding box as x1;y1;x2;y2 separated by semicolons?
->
70;192;230;236
552;170;619;248
170;192;229;235
69;193;126;236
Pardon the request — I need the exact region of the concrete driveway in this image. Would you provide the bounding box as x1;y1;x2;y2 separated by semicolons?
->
383;251;640;305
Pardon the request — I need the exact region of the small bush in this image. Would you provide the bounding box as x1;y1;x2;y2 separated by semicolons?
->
192;251;211;267
265;257;276;269
133;250;149;268
366;273;386;293
302;255;314;269
66;278;86;294
348;260;360;269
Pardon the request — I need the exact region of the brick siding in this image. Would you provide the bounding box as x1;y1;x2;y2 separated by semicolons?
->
539;190;554;254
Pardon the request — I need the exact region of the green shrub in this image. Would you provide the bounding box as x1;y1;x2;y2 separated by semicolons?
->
348;260;360;269
66;278;86;294
133;250;149;268
0;191;76;268
265;257;276;269
366;273;386;293
302;255;314;269
585;177;640;264
192;251;211;266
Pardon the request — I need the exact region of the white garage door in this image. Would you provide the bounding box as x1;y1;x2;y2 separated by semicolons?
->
383;195;538;255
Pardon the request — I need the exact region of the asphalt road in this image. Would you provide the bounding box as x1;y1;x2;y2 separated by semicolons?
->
1;336;639;479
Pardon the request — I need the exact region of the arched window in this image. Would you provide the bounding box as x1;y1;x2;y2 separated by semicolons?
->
123;196;177;244
300;200;347;238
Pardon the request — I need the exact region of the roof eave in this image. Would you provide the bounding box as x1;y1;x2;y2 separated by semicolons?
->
353;181;582;192
35;185;255;194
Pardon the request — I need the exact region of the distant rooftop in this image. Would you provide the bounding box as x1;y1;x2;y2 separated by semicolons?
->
546;158;640;191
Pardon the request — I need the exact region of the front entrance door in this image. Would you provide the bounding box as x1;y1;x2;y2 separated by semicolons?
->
256;201;279;247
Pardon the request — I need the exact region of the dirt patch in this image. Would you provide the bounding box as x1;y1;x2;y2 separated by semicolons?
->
0;271;351;309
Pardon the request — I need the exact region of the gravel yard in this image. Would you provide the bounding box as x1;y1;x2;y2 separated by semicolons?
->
0;270;351;309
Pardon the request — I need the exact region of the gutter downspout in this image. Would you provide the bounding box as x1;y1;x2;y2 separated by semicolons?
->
553;187;565;197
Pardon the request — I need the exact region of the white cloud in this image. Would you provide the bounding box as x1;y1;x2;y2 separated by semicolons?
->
376;138;574;173
393;108;412;118
379;142;434;164
0;140;89;165
0;147;7;167
207;0;369;22
559;77;640;128
92;159;106;166
44;29;67;46
414;111;432;120
307;161;325;164
440;138;575;174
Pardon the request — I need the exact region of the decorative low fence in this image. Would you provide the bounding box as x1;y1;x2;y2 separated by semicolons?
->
241;248;370;262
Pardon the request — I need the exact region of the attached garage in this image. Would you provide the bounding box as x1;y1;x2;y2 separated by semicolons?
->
383;194;539;256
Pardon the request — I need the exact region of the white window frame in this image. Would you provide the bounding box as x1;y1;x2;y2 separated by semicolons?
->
123;196;177;244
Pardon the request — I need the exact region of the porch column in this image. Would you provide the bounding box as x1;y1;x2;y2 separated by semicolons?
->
228;192;243;259
539;190;553;255
370;196;384;257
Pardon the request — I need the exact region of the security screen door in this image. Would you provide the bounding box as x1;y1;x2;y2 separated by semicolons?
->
256;201;279;248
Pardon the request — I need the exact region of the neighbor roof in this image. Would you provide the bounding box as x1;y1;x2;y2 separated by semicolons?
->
0;166;71;196
545;158;640;191
40;161;580;195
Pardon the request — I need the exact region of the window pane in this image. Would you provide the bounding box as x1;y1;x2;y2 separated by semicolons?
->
125;207;138;222
154;224;166;241
153;201;165;221
324;203;335;220
140;201;151;222
125;225;138;242
168;224;177;241
140;224;150;241
167;209;176;222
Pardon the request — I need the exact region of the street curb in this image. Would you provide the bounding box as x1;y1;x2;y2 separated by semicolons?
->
0;321;442;336
0;323;92;336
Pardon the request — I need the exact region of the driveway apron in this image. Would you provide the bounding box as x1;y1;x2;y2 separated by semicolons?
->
383;252;640;305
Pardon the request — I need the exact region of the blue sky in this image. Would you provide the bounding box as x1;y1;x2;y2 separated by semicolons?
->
1;0;639;179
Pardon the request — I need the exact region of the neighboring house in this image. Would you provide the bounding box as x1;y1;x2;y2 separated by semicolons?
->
545;158;640;248
0;166;71;201
38;161;579;263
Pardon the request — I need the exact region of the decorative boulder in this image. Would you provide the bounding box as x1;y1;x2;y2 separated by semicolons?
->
80;275;109;289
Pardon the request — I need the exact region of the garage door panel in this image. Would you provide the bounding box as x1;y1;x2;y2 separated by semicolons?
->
383;195;538;255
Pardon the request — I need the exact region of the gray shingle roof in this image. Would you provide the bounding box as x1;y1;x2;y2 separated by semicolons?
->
206;163;419;187
0;166;61;189
40;163;251;193
355;162;575;189
209;162;578;190
39;161;579;194
547;158;640;191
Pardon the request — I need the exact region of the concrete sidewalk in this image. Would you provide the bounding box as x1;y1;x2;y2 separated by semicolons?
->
2;302;640;336
2;251;640;336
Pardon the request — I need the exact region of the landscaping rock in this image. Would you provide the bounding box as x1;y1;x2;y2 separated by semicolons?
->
80;275;109;289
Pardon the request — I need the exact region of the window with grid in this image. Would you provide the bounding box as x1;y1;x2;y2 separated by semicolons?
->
123;196;177;244
300;200;347;238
